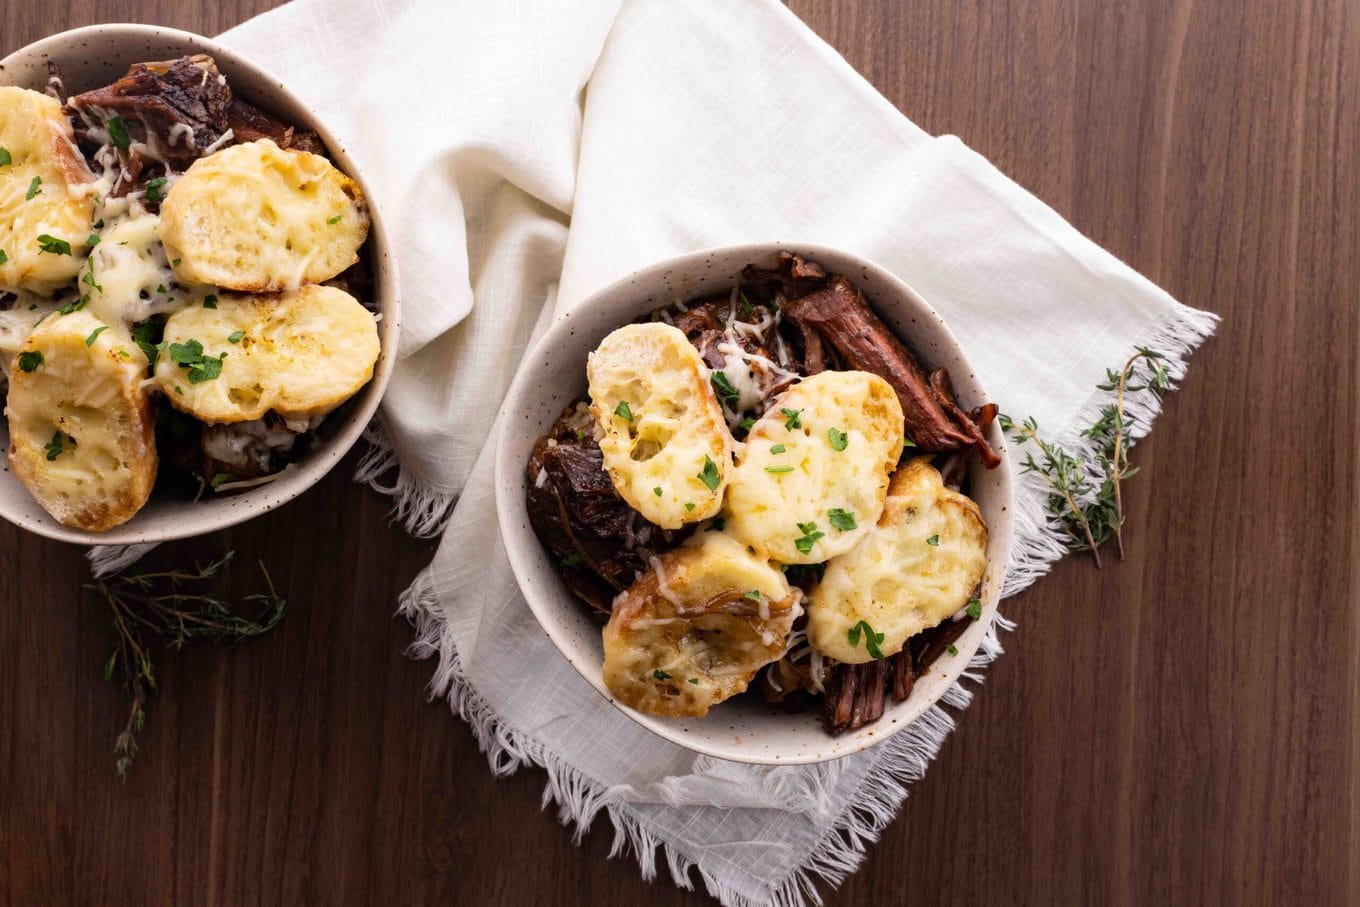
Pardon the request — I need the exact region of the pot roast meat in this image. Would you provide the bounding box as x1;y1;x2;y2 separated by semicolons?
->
822;659;889;735
526;428;668;610
782;275;999;466
740;251;828;302
890;649;916;702
226;97;326;155
69;55;232;170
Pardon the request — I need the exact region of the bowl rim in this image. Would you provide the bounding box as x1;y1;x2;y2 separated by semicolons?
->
495;240;1014;765
0;23;401;545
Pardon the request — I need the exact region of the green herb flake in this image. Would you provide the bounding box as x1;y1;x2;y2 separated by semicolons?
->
743;590;762;602
0;147;10;167
43;431;73;461
847;620;885;659
781;407;802;430
794;521;825;554
85;326;108;346
710;370;739;405
227;331;245;344
156;284;167;294
965;598;983;620
36;234;71;256
737;417;756;432
144;177;168;203
697;455;720;492
203;294;217;309
327;215;342;225
16;350;43;372
210;473;231;490
169;338;227;384
764;465;794;475
827;508;857;531
57;294;90;315
174;385;183;395
0;249;7;266
613;400;633;421
947;644;960;656
25;176;41;200
926;534;940;547
653;669;672;681
106;116;131;151
688;677;700;685
770;444;786;454
653;486;663;497
87;234;101;247
902;435;917;450
133;323;167;366
827;427;848;451
685;502;696;512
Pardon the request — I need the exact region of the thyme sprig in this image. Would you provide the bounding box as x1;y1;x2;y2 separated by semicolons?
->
1000;347;1171;567
85;551;286;779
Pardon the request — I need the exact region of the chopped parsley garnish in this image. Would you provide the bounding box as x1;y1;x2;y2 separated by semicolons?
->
685;502;696;512
57;295;90;315
947;644;960;656
781;407;802;430
144;177;168;203
827;508;857;531
764;465;794;475
710;370;739;405
93;219;104;230
327;215;342;225
156;284;167;294
965;598;983;620
770;444;786;454
174;385;183;395
573;429;585;443
737;291;756;319
210;473;231;490
87;234;101;247
84;326;108;346
0;250;7;266
106;116;131;151
613;400;632;421
652;486;663;497
0;147;10;167
203;294;217;309
737;417;756;432
652;669;672;681
168;338;227;384
25;176;41;200
227;331;245;344
827;427;848;451
926;534;940;547
561;552;584;567
16;350;43;372
133;322;167;366
82;261;102;294
847;620;885;659
743;590;762;602
43;431;74;461
688;677;700;685
794;521;825;554
697;455;720;491
706;516;726;532
36;234;71;256
903;435;917;450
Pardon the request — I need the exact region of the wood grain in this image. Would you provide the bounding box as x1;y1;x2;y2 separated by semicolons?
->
1;1;1356;904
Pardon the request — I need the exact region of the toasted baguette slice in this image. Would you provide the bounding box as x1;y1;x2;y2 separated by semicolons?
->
158;139;368;292
587;322;733;529
6;311;155;531
0;87;97;294
724;370;904;564
806;457;987;664
603;532;796;717
153;284;379;423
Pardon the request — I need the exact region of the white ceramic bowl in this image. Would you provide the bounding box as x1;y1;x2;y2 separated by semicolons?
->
496;243;1014;764
0;25;399;545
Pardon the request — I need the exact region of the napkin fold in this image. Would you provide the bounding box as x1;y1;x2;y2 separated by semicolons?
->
211;1;1218;904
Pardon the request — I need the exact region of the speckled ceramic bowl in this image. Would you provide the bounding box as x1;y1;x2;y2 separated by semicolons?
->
495;243;1014;765
0;25;399;544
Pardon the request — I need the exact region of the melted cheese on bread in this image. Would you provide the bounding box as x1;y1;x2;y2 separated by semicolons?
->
0;87;97;294
153;284;379;423
724;370;904;564
86;209;216;326
158;139;368;292
5;310;155;531
602;532;797;717
806;457;987;664
587;322;733;529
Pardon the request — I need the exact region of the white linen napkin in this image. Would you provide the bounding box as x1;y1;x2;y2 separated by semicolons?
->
212;1;1218;904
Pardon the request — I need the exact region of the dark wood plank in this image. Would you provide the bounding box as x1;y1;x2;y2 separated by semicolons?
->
1;1;1355;905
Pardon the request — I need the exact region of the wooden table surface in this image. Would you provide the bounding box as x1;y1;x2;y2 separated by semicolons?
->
2;1;1355;904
